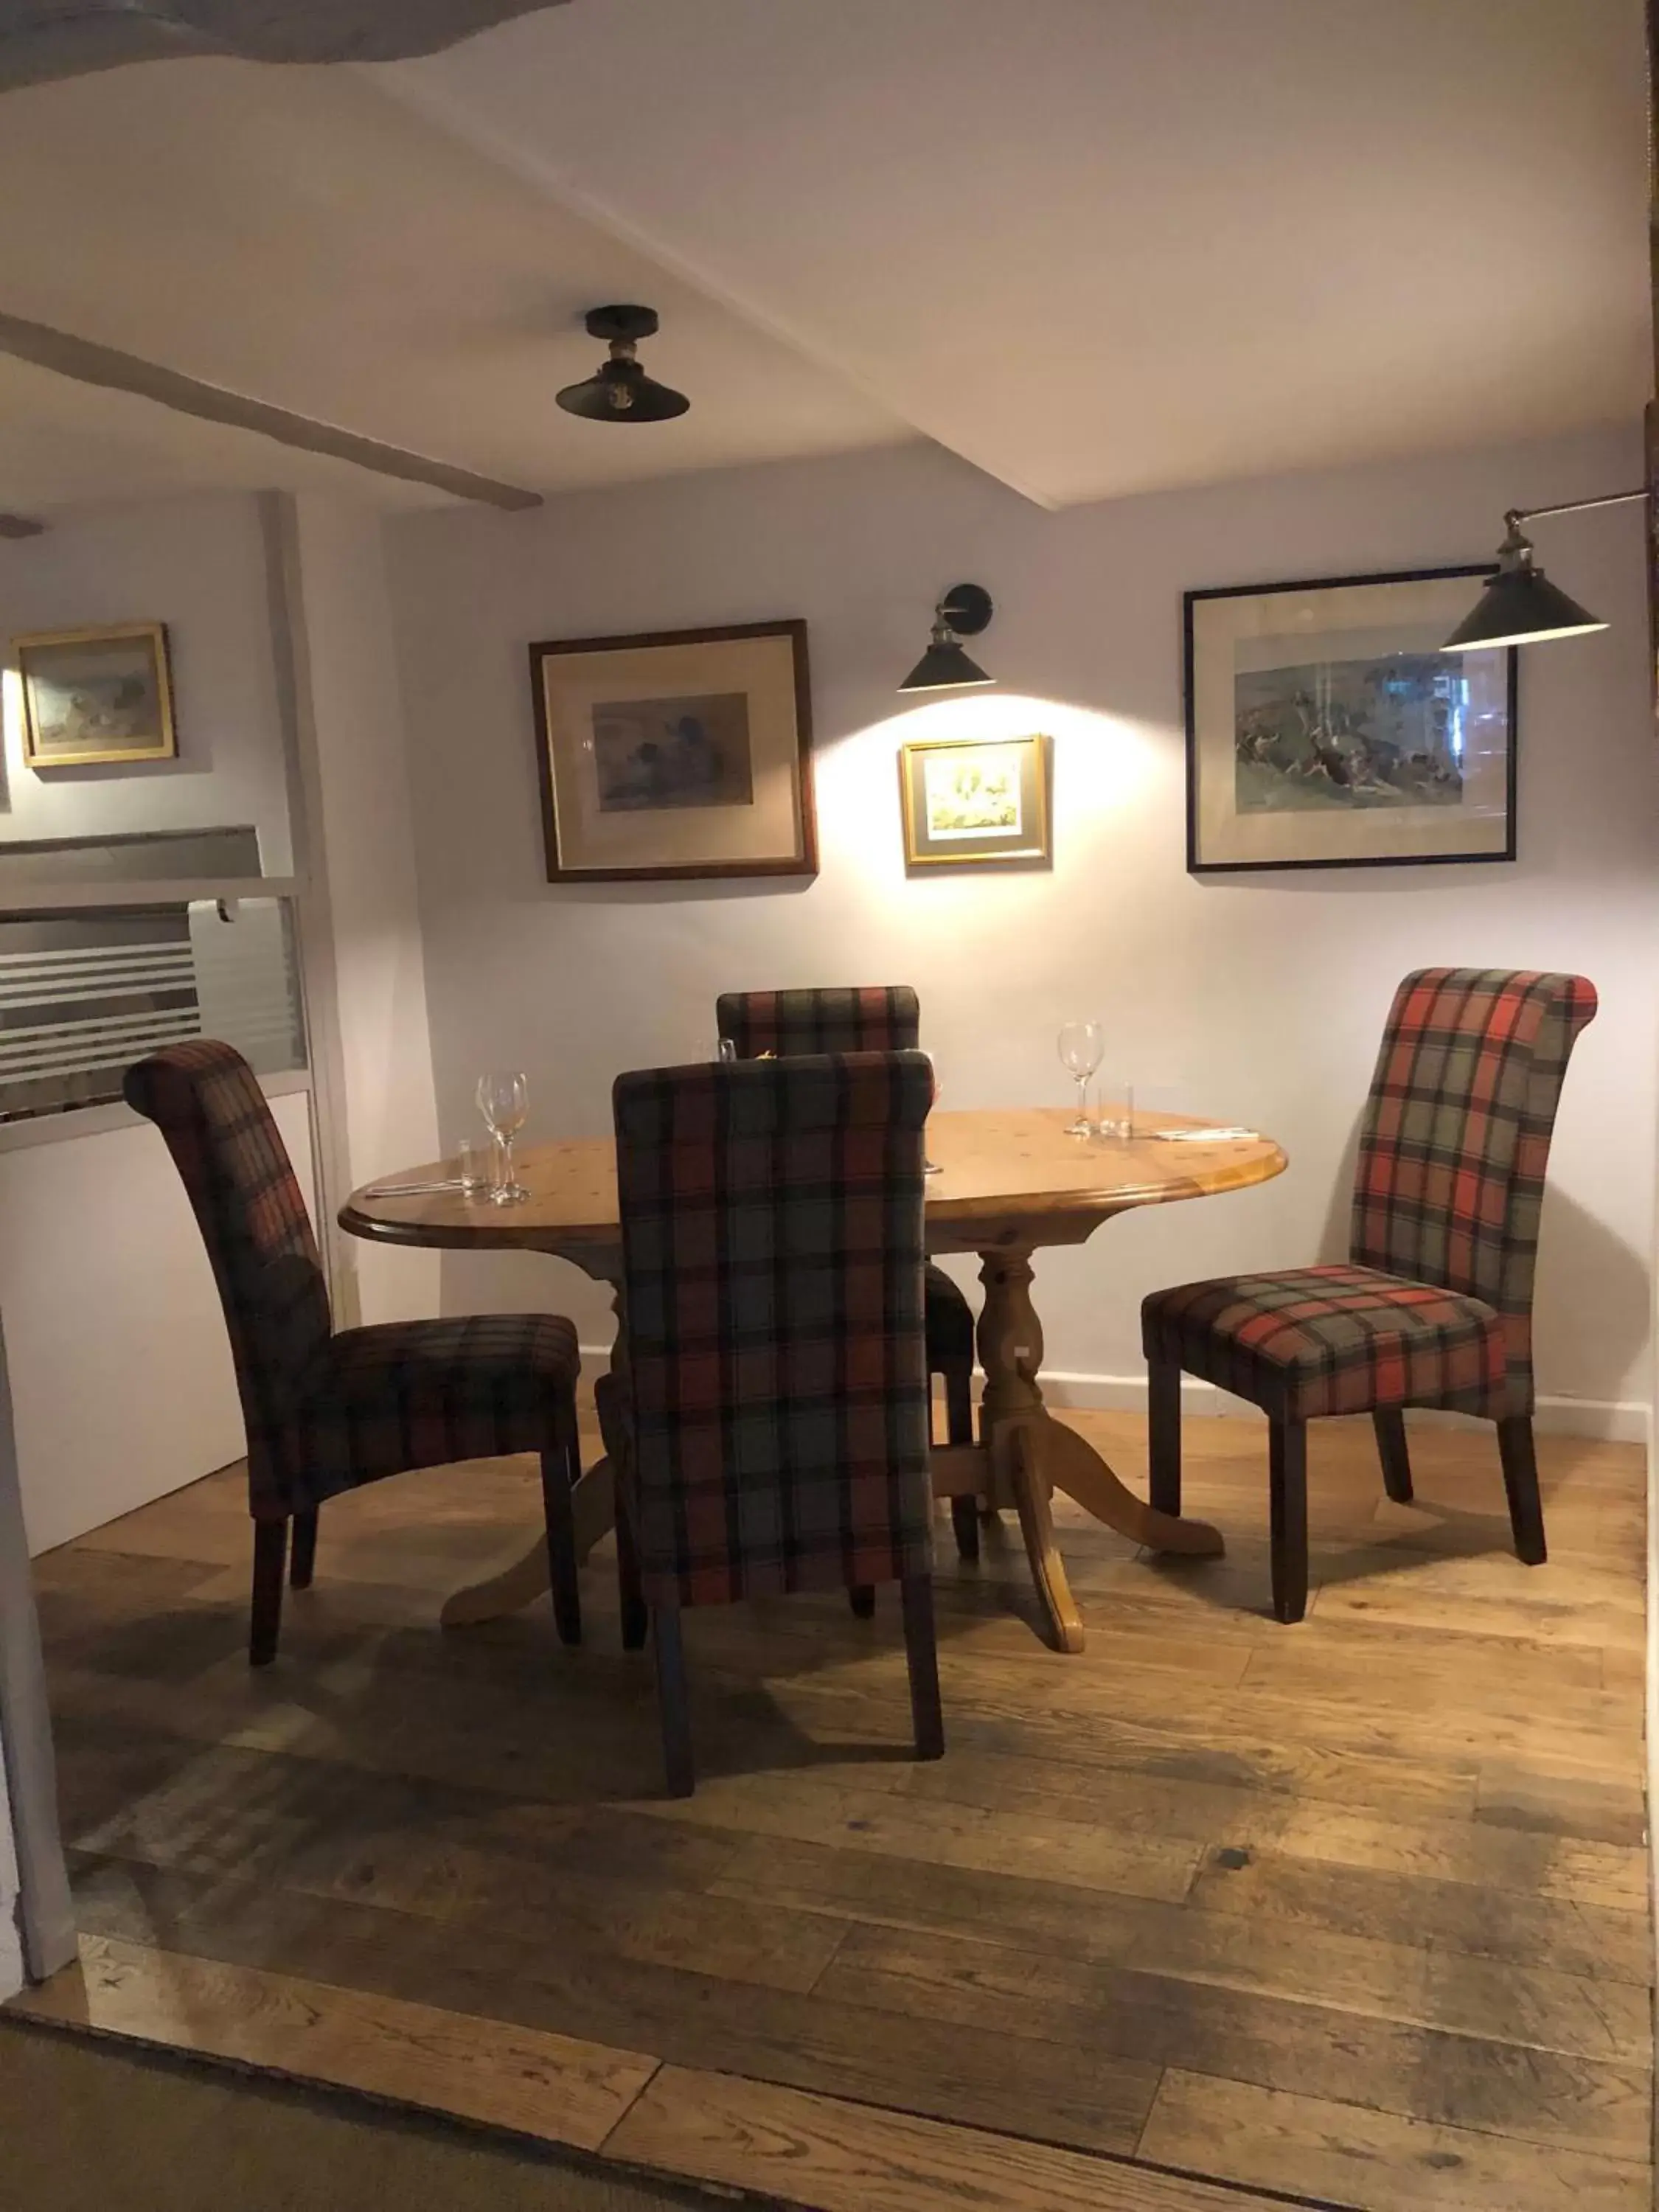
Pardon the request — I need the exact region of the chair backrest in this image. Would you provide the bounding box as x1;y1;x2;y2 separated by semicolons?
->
1349;968;1597;1403
124;1040;332;1494
716;985;921;1059
613;1051;934;1609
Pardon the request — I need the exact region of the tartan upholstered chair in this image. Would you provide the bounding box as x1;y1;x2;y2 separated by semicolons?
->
715;986;981;1562
124;1040;583;1666
1141;970;1597;1624
599;1051;943;1795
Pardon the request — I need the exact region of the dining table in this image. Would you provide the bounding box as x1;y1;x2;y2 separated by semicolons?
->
340;1105;1286;1653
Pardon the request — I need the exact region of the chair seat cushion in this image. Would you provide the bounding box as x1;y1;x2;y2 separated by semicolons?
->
281;1312;580;1507
1142;1264;1505;1422
925;1264;974;1369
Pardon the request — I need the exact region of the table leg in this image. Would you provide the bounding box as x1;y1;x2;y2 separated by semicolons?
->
440;1276;622;1630
975;1244;1224;1653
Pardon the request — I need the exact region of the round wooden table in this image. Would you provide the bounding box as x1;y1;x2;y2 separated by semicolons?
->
340;1107;1285;1653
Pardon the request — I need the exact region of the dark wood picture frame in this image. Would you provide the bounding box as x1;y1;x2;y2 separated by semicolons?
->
529;619;817;884
1183;565;1517;875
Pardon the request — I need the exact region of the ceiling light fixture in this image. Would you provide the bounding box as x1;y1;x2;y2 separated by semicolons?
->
555;305;689;424
899;582;995;692
1441;489;1644;651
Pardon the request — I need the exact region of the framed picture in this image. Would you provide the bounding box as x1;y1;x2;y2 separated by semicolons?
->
529;620;816;882
899;732;1051;869
1184;567;1516;874
15;622;176;769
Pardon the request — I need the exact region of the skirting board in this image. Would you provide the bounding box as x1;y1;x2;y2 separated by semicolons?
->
576;1346;1648;1444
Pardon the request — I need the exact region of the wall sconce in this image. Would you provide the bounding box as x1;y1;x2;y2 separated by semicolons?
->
1442;488;1644;650
899;582;995;692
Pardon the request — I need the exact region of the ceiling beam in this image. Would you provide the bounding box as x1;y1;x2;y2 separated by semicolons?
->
0;1;570;91
0;308;543;511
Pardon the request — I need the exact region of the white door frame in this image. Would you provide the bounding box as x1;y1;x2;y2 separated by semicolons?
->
0;1312;74;1992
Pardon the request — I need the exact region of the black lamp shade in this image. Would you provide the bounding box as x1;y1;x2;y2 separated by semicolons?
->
556;360;689;423
1441;566;1607;652
899;640;995;692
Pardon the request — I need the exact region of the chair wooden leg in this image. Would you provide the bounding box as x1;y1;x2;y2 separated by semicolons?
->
848;1585;877;1618
250;1520;287;1667
1147;1356;1182;1518
949;1496;981;1562
1497;1415;1546;1565
653;1606;695;1797
288;1509;319;1590
540;1438;582;1647
901;1573;945;1761
615;1498;648;1651
1373;1409;1413;1503
1268;1417;1308;1624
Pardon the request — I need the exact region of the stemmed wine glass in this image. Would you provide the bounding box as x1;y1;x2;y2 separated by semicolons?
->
1057;1021;1104;1136
476;1070;530;1206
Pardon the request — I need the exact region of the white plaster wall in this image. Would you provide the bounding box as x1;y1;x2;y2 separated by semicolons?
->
0;492;296;871
288;495;440;1324
385;426;1655;1426
10;1091;316;1555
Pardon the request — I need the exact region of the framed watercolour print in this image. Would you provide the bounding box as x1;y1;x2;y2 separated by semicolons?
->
899;732;1051;869
1184;568;1516;874
15;622;177;769
529;620;816;882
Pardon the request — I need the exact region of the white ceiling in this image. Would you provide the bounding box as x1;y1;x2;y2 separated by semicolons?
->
0;0;1646;518
386;0;1651;508
0;58;907;516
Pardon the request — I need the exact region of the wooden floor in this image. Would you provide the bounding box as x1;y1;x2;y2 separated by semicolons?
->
11;1406;1652;2212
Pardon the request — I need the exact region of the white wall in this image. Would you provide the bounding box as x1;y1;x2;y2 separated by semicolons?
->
10;1091;315;1554
0;492;296;871
386;425;1655;1428
285;495;440;1324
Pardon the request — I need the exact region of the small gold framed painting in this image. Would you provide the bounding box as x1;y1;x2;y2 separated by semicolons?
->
15;622;177;769
899;732;1051;868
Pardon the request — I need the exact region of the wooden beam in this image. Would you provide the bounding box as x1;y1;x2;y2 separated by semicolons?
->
0;309;543;512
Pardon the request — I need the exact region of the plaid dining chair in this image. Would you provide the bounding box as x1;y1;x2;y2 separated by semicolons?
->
599;1051;942;1795
124;1040;584;1665
1141;970;1597;1623
715;985;981;1563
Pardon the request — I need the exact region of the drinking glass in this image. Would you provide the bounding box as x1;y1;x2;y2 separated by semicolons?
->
1096;1082;1135;1141
922;1050;942;1176
476;1070;529;1206
456;1135;492;1199
1057;1021;1105;1135
716;1037;737;1063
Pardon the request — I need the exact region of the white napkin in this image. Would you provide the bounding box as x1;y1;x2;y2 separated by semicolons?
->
1146;1126;1258;1143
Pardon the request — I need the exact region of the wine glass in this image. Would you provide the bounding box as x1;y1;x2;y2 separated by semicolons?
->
1057;1021;1104;1136
922;1050;942;1176
476;1070;529;1206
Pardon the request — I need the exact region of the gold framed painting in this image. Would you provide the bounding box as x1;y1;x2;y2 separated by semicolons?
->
529;619;817;882
15;622;177;769
899;732;1051;868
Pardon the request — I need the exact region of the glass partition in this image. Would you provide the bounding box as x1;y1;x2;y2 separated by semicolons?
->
0;895;305;1122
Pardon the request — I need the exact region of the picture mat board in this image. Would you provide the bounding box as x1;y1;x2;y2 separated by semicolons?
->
1186;568;1514;872
533;625;812;879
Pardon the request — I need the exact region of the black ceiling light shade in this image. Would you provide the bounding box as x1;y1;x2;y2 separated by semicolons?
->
900;582;995;692
555;305;689;424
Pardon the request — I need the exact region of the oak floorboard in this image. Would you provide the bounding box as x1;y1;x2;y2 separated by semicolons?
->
11;1933;657;2152
605;2065;1290;2212
27;1409;1650;2212
1137;2067;1650;2212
